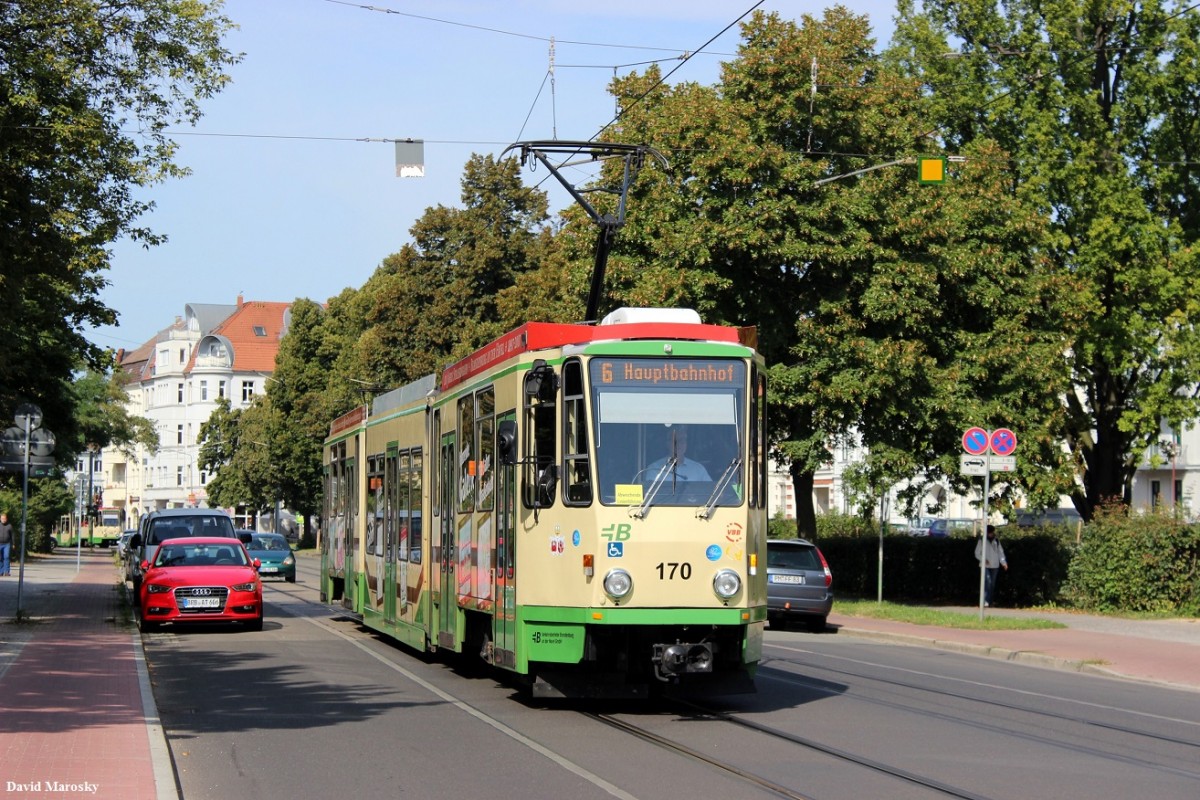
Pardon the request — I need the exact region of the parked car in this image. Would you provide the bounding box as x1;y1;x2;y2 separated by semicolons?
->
907;517;936;536
1013;508;1082;528
242;532;296;582
136;536;263;632
928;518;978;538
127;508;247;589
115;529;137;561
766;538;833;632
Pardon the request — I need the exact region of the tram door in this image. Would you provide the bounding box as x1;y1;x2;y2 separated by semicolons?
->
383;451;398;625
493;411;517;667
436;432;457;649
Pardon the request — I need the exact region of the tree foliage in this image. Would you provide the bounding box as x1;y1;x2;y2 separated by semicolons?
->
889;0;1200;517
600;10;1072;534
0;0;238;433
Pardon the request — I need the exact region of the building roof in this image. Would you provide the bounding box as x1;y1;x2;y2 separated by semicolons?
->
204;300;292;373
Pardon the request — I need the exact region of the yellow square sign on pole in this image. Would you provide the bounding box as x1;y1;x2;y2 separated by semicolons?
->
918;157;945;184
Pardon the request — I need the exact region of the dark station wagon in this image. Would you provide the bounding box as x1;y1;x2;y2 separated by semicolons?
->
766;538;833;632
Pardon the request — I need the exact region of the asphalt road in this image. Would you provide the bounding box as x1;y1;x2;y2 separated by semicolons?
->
140;556;1200;800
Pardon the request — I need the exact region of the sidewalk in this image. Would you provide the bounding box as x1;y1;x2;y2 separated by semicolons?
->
0;547;176;800
829;605;1200;691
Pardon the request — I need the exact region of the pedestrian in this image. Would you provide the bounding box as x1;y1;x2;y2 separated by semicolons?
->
974;524;1007;606
0;511;14;576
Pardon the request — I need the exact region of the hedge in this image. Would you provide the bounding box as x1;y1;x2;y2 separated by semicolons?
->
789;509;1199;614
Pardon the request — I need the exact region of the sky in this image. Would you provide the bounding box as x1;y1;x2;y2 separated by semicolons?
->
88;0;899;354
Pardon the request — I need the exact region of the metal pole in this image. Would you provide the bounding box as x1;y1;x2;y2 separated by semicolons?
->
15;414;31;617
978;460;991;620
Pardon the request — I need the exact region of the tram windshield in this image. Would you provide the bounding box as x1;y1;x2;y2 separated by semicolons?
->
590;357;746;507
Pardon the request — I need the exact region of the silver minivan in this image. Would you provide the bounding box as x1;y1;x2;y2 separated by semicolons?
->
766;538;833;631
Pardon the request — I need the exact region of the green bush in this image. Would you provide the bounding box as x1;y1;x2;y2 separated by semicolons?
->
1065;506;1200;614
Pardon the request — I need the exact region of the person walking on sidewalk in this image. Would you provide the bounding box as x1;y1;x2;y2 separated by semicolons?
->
0;511;14;576
975;524;1007;606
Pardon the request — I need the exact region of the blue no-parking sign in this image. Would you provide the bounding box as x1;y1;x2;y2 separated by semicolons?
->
990;428;1018;457
962;427;990;455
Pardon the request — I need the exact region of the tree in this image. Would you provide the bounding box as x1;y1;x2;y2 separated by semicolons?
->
347;154;554;388
888;0;1200;517
268;298;336;540
197;397;275;514
601;10;1072;534
0;0;239;432
67;369;159;458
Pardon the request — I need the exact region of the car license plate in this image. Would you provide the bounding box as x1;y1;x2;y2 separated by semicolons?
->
181;597;221;609
770;575;805;585
260;566;277;573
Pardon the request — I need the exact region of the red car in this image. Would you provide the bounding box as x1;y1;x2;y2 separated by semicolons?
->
137;537;263;632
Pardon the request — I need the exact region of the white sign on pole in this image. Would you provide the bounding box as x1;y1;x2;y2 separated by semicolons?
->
960;454;988;476
989;456;1017;472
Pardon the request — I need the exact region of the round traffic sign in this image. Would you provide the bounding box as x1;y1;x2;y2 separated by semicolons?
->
990;428;1018;457
962;427;990;455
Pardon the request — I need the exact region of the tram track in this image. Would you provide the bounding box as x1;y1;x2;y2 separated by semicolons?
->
758;647;1200;778
594;702;999;800
269;579;980;800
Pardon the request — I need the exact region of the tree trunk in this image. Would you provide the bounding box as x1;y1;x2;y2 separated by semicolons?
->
791;464;816;539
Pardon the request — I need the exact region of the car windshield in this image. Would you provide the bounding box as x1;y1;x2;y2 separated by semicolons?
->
768;545;821;570
148;515;235;543
249;536;289;552
154;543;249;567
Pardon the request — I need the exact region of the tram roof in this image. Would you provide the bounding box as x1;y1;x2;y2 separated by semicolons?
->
440;316;752;391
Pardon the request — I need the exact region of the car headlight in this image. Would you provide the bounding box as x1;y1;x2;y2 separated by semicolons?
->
283;555;295;566
603;569;633;599
712;569;741;599
146;584;172;594
231;581;259;592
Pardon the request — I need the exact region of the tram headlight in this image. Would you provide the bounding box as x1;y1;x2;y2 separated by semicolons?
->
712;569;741;599
604;569;633;599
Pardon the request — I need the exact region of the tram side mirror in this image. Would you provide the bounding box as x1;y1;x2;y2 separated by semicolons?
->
537;464;559;507
497;420;517;466
524;360;559;403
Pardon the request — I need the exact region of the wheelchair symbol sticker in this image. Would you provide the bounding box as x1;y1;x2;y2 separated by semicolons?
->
607;542;624;557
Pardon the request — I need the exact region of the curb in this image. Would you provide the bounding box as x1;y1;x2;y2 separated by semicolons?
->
834;625;1200;693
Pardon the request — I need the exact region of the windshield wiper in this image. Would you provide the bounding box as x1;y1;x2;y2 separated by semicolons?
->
698;457;742;519
632;457;677;519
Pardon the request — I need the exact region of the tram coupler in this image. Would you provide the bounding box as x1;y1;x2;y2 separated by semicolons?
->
652;642;714;679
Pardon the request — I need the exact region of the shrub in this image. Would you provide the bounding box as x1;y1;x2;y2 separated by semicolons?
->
1065;505;1200;614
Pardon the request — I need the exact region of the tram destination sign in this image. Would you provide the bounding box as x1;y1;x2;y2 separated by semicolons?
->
593;358;742;388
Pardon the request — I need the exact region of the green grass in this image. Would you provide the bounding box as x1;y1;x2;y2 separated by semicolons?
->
834;599;1066;630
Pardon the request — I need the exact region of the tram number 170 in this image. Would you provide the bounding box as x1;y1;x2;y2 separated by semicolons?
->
656;562;692;580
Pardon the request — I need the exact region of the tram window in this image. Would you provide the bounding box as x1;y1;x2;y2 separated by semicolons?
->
367;457;384;560
458;395;475;513
395;451;408;561
562;360;591;505
431;409;440;518
409;449;423;564
523;364;557;509
750;369;766;508
476;388;495;512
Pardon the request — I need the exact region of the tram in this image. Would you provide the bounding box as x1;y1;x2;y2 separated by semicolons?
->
320;306;768;698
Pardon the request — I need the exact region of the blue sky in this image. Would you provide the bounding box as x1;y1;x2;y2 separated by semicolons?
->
90;0;898;353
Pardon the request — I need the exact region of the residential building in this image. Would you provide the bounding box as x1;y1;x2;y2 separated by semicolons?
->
101;296;292;531
767;421;1198;525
